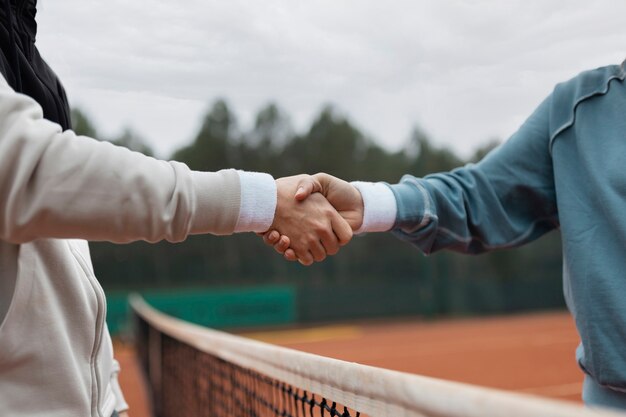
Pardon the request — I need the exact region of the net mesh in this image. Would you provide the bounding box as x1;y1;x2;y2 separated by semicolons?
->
135;308;364;417
131;295;621;417
161;332;361;417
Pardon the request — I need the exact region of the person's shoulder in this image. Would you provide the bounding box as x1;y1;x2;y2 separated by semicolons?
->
548;61;626;142
553;61;626;106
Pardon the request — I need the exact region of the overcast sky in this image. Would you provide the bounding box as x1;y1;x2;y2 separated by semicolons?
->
36;1;626;159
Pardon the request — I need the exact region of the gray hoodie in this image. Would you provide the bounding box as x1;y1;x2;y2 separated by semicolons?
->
0;74;277;417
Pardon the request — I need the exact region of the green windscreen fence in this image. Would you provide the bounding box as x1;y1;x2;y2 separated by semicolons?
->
106;275;565;336
106;285;296;335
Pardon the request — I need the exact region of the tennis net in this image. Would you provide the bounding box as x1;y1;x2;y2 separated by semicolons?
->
130;295;622;417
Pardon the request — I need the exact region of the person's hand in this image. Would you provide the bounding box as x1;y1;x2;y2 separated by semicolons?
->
296;173;363;230
269;174;353;266
265;173;364;261
119;411;129;417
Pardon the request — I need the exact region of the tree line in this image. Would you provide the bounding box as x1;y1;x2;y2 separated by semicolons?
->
72;100;564;316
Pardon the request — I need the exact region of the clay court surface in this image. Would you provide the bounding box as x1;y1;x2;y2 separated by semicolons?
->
116;310;583;417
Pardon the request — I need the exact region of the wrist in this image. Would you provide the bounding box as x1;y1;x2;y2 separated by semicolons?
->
234;171;277;233
350;181;397;234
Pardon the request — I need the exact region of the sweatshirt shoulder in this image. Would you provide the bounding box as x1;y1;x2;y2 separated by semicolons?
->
549;62;626;146
554;62;625;100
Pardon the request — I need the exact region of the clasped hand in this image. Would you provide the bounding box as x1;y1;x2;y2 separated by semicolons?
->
263;173;363;265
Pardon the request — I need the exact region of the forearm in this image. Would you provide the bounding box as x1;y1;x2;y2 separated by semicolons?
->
0;78;276;243
388;165;558;254
356;95;559;254
354;168;557;255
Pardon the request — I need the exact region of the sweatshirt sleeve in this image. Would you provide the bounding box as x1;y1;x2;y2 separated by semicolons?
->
0;76;276;244
387;93;559;254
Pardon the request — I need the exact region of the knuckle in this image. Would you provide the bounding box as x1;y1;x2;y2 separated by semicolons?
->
314;222;329;235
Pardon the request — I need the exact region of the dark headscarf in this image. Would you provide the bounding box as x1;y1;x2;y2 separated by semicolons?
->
0;0;72;130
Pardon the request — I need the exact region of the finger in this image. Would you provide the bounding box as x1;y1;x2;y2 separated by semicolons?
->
261;230;280;246
263;230;280;245
273;235;290;254
331;214;353;246
295;176;323;201
307;238;326;263
319;225;340;256
284;249;297;261
297;250;314;266
312;172;332;194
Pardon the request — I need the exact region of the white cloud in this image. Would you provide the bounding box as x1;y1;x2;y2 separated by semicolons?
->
36;0;626;159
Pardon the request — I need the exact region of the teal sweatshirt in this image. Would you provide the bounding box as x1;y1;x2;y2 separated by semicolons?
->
387;61;626;402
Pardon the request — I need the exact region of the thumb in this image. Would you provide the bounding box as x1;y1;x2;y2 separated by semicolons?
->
294;175;322;201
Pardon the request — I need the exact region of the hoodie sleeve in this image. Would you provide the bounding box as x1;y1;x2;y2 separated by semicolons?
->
387;93;559;254
109;360;129;413
0;75;276;244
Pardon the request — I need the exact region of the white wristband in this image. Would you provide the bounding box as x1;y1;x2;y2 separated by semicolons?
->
234;171;277;233
351;181;397;234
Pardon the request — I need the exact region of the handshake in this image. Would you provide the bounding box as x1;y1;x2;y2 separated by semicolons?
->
262;173;364;266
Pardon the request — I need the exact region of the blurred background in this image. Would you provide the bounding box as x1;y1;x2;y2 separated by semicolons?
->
31;2;626;412
36;0;625;332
